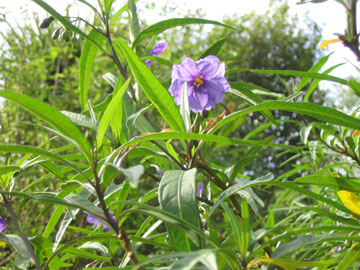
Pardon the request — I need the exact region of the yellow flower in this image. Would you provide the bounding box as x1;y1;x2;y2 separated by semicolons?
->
337;190;360;217
320;38;342;50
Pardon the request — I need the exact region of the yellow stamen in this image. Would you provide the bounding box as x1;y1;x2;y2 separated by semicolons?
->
320;38;342;50
353;130;360;137
193;75;204;88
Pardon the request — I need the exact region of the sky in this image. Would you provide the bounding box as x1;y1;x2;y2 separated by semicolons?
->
1;0;359;91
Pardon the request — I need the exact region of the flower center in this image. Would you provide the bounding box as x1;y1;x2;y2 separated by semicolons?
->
193;75;204;89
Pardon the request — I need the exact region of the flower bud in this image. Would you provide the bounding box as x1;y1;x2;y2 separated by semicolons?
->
40;16;55;29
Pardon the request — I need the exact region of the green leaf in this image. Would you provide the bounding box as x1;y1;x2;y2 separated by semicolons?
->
103;72;118;88
132;18;240;48
110;76;125;143
131;249;217;270
199;37;227;59
158;169;201;251
210;173;274;216
121;201;218;248
43;205;67;239
209;101;360;135
102;164;144;188
128;0;140;43
248;258;334;270
116;131;298;154
229;87;278;127
104;0;113;16
44;235;119;268
0;166;21;176
295;175;360;193
336;243;360;270
272;234;344;258
296;53;332;92
61;111;97;129
180;83;191;132
300;124;312;145
3;234;32;262
110;0;139;24
97;78;131;148
170;249;217;270
0;91;92;163
226;68;348;85
221;202;247;258
113;39;185;131
0;144;90;181
348;78;360;97
79;28;106;110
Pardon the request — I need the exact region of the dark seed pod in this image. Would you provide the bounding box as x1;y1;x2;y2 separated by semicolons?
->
201;110;209;119
61;30;73;43
52;28;61;39
39;16;55;29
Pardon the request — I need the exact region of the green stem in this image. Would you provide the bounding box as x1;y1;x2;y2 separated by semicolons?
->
3;196;42;270
91;161;140;265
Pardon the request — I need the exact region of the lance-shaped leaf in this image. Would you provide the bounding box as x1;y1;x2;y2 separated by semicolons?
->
209;101;360;135
113;39;184;131
210;173;274;216
79;28;106;110
336;243;360;270
159;169;201;251
97;78;131;148
132;18;239;47
180;83;191;132
128;0;140;43
0;91;92;163
102;163;144;188
199;37;227;59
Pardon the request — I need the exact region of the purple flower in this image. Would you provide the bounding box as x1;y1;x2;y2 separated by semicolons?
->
156;167;163;176
0;216;6;234
169;56;230;112
145;42;168;67
196;181;204;197
85;211;116;231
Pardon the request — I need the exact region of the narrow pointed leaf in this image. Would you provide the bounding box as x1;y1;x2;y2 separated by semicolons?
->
79;28;106;110
336;243;360;270
0;91;92;162
104;0;113;15
210;173;274;216
227;68;347;85
0;144;89;181
180;82;191;132
221;202;244;256
296;53;332;92
97;78;131;148
114;39;184;131
248;258;334;269
128;0;140;43
0;166;21;175
209;101;360;135
170;249;217;270
132;18;239;47
199;37;227;59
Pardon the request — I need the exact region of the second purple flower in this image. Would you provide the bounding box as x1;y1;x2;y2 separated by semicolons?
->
145;42;168;67
169;55;230;113
0;216;6;234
